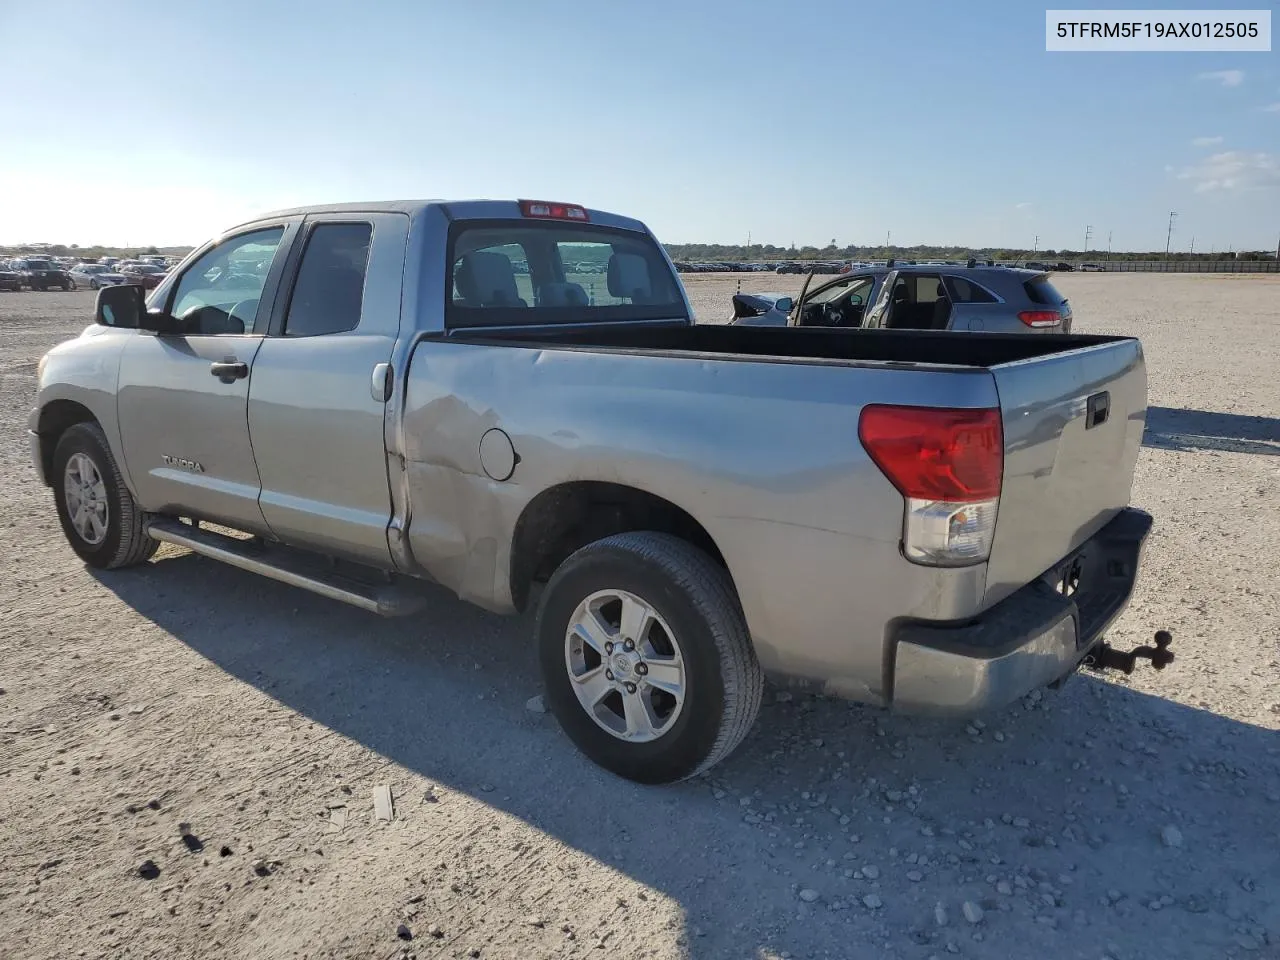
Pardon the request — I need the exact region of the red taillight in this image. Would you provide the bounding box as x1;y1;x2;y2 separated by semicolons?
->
519;199;589;222
1018;310;1061;328
858;406;1003;501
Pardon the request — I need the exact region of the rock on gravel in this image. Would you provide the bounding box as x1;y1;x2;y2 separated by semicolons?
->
798;888;820;903
962;902;985;925
1161;824;1184;848
525;695;546;714
862;894;882;910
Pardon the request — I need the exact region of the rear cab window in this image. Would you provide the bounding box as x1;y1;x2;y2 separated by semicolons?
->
446;220;686;328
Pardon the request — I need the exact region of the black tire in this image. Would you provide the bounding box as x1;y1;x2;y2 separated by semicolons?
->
51;422;158;569
90;280;100;290
536;531;763;783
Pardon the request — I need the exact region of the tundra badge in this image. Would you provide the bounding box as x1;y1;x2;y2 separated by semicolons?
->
162;455;205;473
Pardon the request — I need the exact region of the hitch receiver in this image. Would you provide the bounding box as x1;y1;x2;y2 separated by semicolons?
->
1085;630;1173;675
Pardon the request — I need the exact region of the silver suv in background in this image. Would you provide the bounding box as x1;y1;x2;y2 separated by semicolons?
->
731;264;1073;333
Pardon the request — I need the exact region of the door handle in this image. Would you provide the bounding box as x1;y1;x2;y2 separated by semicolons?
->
210;361;248;382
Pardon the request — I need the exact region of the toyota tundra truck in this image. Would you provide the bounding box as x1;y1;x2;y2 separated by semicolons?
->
28;199;1170;783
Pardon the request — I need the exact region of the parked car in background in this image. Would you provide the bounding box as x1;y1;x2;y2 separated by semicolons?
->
1052;262;1075;272
1080;262;1106;272
119;263;168;289
9;258;72;291
0;264;22;291
730;263;1073;334
69;263;128;289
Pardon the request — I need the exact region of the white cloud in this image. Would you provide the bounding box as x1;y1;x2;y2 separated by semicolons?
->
1197;69;1244;87
1014;201;1032;210
1263;103;1280;112
1177;151;1280;192
1192;136;1223;147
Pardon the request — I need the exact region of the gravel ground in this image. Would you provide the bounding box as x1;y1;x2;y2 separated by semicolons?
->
1;276;1278;960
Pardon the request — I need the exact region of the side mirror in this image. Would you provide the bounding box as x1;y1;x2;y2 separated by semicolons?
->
94;283;146;328
774;297;794;313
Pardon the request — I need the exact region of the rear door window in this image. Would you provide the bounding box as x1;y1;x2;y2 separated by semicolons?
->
283;222;372;336
447;221;686;327
944;275;999;303
910;275;943;302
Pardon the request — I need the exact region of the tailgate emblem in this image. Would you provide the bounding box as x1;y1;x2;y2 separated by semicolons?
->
1086;391;1110;429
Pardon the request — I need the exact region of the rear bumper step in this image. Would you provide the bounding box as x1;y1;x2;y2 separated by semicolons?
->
145;518;427;617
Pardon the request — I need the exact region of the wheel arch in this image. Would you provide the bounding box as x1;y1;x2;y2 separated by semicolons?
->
36;399;99;487
509;480;729;613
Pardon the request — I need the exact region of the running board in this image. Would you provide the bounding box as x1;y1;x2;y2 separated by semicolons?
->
145;518;428;617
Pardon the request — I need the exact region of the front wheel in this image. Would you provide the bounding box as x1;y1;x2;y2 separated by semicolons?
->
90;280;100;290
51;422;158;569
536;531;763;783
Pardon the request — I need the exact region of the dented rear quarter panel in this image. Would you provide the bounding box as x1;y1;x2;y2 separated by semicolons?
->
401;338;1001;702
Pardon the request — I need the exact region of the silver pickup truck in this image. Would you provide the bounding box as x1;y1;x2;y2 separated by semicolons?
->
29;199;1170;783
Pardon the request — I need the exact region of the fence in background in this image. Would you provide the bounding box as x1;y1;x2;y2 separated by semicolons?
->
1086;260;1279;273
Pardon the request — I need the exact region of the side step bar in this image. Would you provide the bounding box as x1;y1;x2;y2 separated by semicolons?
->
145;518;428;617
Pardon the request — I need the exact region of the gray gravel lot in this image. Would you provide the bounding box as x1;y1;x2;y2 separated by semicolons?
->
1;275;1278;960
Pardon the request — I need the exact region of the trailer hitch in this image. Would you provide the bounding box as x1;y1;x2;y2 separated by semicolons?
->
1084;630;1174;675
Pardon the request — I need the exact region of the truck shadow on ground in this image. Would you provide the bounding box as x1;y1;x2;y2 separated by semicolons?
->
1143;405;1280;457
95;556;1280;960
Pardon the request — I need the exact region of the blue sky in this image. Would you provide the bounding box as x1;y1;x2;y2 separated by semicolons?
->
2;0;1277;251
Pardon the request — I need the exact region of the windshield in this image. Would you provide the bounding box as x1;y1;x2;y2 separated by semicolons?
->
446;220;686;328
27;260;53;270
135;264;163;274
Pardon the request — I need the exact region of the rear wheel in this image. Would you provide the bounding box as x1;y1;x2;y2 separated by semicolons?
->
536;532;763;783
52;422;157;569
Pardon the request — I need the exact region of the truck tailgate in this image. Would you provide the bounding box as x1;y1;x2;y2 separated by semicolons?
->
984;338;1146;607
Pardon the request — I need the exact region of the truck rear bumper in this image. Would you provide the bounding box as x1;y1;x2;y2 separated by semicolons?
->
890;507;1152;715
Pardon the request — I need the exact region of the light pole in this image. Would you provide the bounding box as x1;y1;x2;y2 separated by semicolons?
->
1107;230;1112;259
1084;225;1092;256
1033;234;1039;254
1165;212;1177;259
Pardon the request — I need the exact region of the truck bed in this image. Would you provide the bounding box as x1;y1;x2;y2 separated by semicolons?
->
450;322;1131;369
435;320;1146;615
